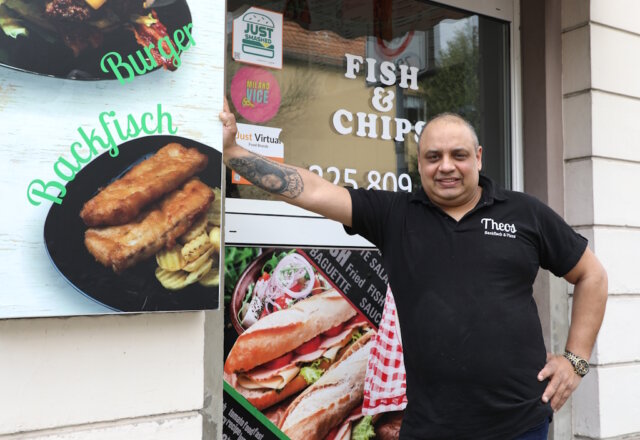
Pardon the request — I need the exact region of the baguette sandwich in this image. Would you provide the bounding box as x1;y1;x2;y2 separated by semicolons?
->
279;329;376;440
224;289;371;410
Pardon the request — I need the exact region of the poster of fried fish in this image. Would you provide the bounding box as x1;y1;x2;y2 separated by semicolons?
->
0;0;224;318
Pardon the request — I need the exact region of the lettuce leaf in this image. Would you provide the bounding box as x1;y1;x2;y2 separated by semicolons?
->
351;329;364;343
0;1;57;43
131;13;158;27
300;364;324;385
352;416;376;440
261;250;292;275
0;14;27;38
224;247;261;300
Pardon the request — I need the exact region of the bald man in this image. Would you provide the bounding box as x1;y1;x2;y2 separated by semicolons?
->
220;103;607;440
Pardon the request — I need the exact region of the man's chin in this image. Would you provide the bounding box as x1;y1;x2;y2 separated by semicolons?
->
429;188;463;202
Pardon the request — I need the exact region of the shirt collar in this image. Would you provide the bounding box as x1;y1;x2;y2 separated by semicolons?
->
410;174;508;207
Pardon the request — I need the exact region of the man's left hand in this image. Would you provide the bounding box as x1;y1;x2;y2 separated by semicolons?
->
537;352;582;411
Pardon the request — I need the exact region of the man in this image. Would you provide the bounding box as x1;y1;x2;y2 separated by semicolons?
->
219;101;608;439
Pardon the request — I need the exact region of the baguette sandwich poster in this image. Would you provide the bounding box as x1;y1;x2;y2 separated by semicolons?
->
0;0;225;318
222;246;403;440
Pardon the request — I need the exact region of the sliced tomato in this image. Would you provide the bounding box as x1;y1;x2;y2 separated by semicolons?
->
311;276;323;293
259;307;269;319
323;322;345;337
290;278;308;293
259;272;270;281
262;352;294;370
274;294;291;310
294;336;322;355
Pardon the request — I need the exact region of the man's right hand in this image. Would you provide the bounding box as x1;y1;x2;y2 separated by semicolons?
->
218;97;353;227
219;97;239;154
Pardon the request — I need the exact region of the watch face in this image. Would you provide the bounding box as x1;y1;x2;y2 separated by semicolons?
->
576;359;590;375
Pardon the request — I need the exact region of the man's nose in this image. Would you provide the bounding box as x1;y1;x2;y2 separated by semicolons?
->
439;155;455;172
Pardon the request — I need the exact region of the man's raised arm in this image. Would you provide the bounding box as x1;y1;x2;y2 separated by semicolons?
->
219;100;353;227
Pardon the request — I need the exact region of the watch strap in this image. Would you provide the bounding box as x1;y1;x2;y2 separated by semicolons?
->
563;350;589;377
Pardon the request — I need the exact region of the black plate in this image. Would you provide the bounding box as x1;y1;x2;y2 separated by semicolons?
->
0;0;191;80
44;135;221;312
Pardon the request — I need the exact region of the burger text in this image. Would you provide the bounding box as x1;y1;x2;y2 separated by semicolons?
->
101;23;195;84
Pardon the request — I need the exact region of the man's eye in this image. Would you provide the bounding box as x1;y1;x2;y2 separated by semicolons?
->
456;153;468;159
426;155;438;161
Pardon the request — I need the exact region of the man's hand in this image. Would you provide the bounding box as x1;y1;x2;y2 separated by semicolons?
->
217;97;353;226
537;352;582;411
219;97;238;153
536;247;606;412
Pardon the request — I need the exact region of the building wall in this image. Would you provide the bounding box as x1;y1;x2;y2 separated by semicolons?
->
0;314;206;439
561;1;640;438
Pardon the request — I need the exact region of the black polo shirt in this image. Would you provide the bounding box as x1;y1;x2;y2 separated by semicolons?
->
346;175;587;440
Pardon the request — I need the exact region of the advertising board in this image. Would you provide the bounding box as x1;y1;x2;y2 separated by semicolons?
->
222;246;395;440
0;0;223;318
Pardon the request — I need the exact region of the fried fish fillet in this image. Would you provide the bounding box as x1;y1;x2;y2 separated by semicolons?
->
85;179;215;273
80;143;208;227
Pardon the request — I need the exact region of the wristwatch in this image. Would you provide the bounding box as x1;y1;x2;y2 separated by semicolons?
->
563;350;590;377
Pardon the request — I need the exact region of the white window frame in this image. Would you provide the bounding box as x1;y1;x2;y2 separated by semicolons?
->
225;0;523;246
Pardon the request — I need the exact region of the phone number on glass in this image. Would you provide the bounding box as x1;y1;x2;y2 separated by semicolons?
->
309;165;412;192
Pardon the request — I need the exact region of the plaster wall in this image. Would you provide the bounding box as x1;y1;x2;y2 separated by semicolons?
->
561;1;640;438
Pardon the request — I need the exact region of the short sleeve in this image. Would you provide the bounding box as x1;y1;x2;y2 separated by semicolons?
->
535;200;588;277
344;188;398;250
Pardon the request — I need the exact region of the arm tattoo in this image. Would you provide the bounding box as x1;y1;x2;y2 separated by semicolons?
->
229;155;304;199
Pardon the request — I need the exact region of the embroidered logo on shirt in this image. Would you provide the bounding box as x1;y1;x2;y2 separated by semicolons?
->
481;218;517;239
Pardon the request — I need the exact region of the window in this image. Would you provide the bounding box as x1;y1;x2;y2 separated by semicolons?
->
225;0;513;245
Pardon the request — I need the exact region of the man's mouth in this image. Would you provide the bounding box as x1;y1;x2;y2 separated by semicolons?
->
436;177;460;187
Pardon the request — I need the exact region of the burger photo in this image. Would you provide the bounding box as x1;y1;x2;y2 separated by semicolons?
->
0;0;178;69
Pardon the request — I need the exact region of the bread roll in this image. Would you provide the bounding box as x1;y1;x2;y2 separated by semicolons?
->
280;331;375;440
225;372;308;410
224;289;356;374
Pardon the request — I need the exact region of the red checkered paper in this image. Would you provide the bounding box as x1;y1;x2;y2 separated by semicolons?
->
363;286;407;415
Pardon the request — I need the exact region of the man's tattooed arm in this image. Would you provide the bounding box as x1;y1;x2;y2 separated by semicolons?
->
228;155;304;199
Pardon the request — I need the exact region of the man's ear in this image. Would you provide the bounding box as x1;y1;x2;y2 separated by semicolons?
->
476;145;483;171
